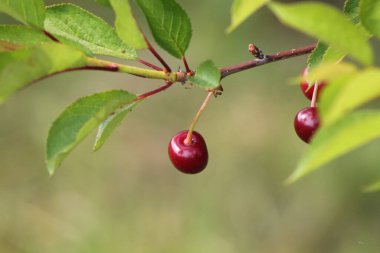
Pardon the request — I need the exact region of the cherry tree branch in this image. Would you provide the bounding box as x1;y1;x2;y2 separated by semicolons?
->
220;44;316;79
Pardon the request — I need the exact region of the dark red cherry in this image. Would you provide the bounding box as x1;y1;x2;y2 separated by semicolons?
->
294;107;320;143
168;130;208;174
300;68;326;101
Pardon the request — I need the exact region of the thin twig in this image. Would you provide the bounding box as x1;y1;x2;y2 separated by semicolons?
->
136;81;173;101
182;56;191;74
137;58;163;71
144;36;172;73
220;44;316;79
43;30;60;43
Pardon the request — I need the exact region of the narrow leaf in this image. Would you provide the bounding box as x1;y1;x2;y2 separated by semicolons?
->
94;100;141;151
226;0;269;33
46;90;136;174
109;0;147;49
45;3;137;59
363;179;380;193
269;2;373;65
136;0;192;58
320;69;380;125
287;111;380;184
360;0;380;38
0;0;45;28
0;43;87;103
0;25;49;47
188;60;220;89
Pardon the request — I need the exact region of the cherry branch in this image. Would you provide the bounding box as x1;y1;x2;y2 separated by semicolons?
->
220;44;316;79
136;81;173;100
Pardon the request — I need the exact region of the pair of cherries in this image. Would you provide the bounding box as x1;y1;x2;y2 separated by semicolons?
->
295;68;325;143
168;68;325;175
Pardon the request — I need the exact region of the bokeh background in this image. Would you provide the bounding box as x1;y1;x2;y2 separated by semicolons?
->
1;0;380;252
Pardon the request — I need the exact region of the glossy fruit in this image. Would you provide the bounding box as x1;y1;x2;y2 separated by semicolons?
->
300;68;326;101
294;107;320;143
168;130;208;174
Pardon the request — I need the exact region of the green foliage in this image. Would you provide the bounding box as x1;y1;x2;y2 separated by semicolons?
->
307;42;328;70
136;0;192;58
360;0;380;38
94;100;142;151
109;0;147;49
45;3;137;59
0;43;86;103
0;25;49;47
188;60;220;89
344;0;360;23
0;0;45;28
287;111;380;184
363;179;380;192
46;90;136;175
226;0;269;33
269;2;373;65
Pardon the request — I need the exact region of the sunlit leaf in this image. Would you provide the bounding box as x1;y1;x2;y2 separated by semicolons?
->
269;2;373;65
226;0;269;33
360;0;380;38
0;43;87;103
46;90;136;175
0;0;45;28
94;100;142;151
188;60;220;89
287;111;380;184
45;3;137;59
136;0;192;58
109;0;147;49
0;25;49;47
307;42;328;70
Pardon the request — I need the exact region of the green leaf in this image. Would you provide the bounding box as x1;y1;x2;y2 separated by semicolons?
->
188;60;220;89
94;100;141;151
226;0;269;33
0;0;45;28
0;25;49;47
320;69;380;125
0;43;87;103
363;179;380;192
287;111;380;184
45;3;137;59
136;0;192;58
269;2;373;65
46;90;136;175
307;42;328;70
360;0;380;38
344;0;360;23
109;0;147;49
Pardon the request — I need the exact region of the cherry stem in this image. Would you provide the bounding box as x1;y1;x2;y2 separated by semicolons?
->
220;44;316;79
137;58;163;71
136;81;173;101
184;92;213;145
310;81;319;108
144;36;172;73
43;30;60;42
182;56;191;74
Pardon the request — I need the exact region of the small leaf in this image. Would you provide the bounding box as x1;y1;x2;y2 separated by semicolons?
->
0;0;45;28
94;100;142;151
307;42;328;70
188;60;220;89
226;0;269;33
0;25;49;47
269;2;373;65
0;43;87;103
344;0;360;23
109;0;147;49
45;3;137;59
136;0;192;58
287;111;380;184
46;90;136;174
320;69;380;125
363;179;380;193
360;0;380;38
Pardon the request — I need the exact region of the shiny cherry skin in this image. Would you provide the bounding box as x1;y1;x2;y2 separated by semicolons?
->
300;68;326;101
168;130;208;174
294;107;320;143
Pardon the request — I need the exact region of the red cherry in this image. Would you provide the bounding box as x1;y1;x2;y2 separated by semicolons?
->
300;68;326;101
294;107;320;143
168;130;208;174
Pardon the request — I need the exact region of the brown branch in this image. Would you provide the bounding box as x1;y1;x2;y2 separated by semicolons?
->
220;44;316;79
43;30;60;43
136;81;173;101
144;36;172;73
182;56;191;74
137;58;163;71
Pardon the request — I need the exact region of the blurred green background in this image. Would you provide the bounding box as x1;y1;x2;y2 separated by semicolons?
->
1;0;380;252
